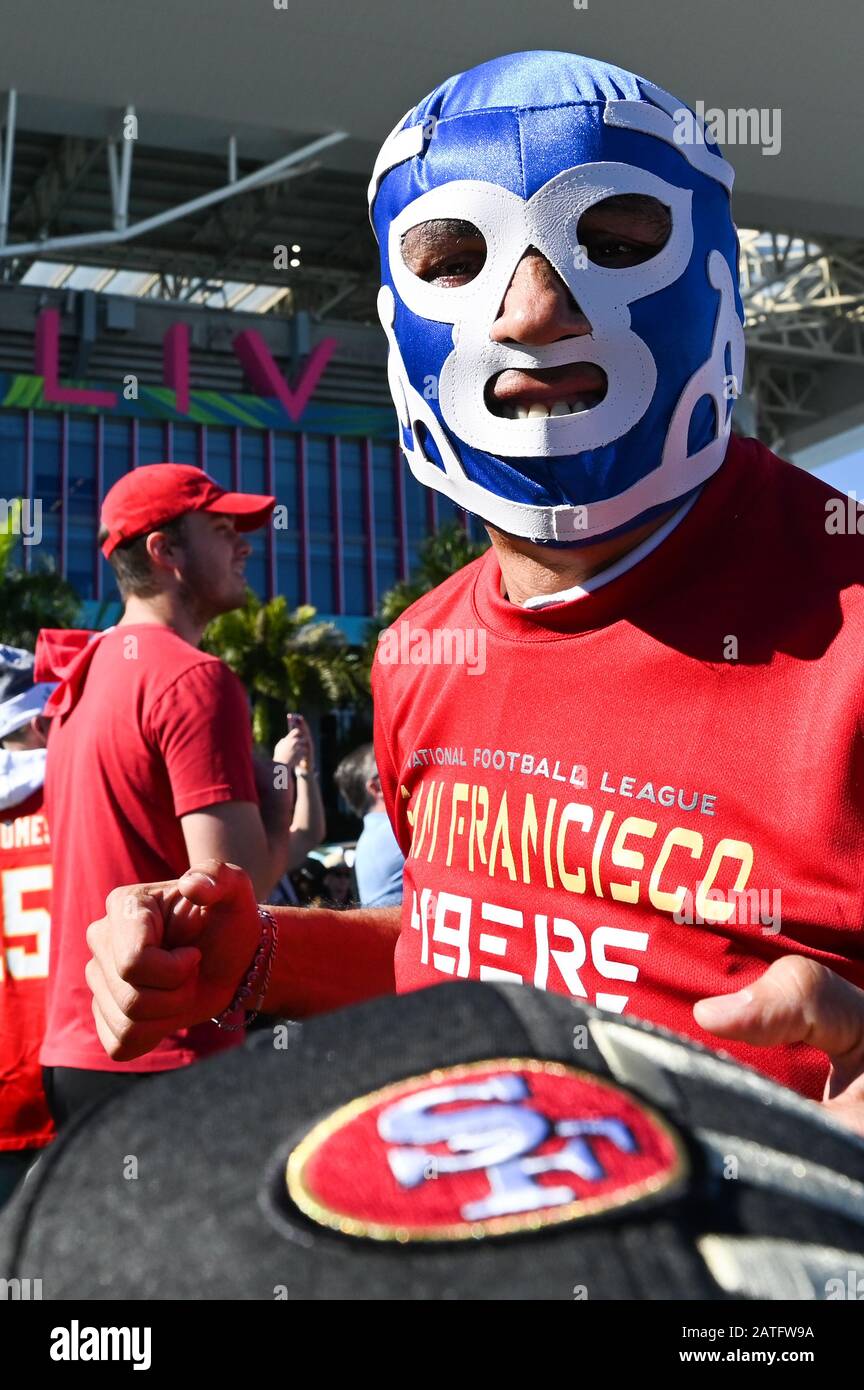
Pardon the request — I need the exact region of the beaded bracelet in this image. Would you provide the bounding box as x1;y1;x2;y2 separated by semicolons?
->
211;907;279;1032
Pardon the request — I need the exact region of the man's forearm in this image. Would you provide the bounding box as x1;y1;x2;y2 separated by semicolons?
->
285;769;327;869
261;903;400;1017
260;791;297;893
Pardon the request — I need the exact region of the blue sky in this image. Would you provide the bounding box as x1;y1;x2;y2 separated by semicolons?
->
790;422;864;496
811;452;864;496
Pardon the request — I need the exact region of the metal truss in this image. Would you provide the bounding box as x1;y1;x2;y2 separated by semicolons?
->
0;87;373;317
121;263;371;321
4;77;862;412
0;87;347;264
739;228;864;448
7;136;100;241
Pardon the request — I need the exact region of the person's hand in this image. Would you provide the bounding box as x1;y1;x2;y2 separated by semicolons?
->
85;858;261;1061
694;955;864;1136
273;713;314;772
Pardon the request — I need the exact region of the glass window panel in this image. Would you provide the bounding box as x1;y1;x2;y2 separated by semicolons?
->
32;415;61;573
404;469;430;569
340;439;363;531
103;419;132;491
202;427;232;488
100;420;132;601
66;417;97;598
338;438;363;616
307;436;333;614
0;411;26;496
243;527;267;600
309;543;334;613
307;435;331;529
171;423;199;465
371;441;398;610
343;553;367;617
375;546;398;604
239;430;266;494
138;422;164;465
273;433;300;608
373;441;396;534
68;418;97;505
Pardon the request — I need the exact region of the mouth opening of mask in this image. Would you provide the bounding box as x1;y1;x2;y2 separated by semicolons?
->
485;364;608;420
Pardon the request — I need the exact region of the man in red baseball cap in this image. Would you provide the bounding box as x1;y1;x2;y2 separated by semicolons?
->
98;463;275;560
35;463;297;1123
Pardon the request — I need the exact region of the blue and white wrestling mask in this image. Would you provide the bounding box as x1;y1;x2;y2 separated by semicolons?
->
369;51;745;544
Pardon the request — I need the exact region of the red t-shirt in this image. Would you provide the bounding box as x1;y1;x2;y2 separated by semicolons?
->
0;790;54;1150
372;437;864;1100
40;625;259;1072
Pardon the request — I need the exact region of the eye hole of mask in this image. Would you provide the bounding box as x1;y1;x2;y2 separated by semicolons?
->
576;194;672;268
399;195;671;287
400;219;487;286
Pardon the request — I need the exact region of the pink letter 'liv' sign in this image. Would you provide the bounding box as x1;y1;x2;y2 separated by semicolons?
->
33;308;338;422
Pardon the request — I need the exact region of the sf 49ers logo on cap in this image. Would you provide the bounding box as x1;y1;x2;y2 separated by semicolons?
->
287;1059;687;1241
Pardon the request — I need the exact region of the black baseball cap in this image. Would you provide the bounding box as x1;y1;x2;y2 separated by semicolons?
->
2;983;863;1300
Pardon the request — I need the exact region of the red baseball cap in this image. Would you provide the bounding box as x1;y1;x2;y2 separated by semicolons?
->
100;463;276;558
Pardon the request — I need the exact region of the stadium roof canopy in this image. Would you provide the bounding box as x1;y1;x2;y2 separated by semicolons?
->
0;0;861;452
0;0;861;285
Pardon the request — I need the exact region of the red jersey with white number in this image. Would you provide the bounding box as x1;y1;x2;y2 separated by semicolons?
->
0;790;53;1151
372;437;864;1100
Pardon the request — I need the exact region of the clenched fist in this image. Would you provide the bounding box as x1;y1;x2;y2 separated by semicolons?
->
86;859;261;1061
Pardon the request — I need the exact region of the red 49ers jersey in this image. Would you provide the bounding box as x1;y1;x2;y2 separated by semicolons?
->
0;789;53;1150
372;439;864;1100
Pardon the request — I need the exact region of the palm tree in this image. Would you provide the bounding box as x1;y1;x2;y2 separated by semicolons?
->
202;592;368;747
363;521;488;674
0;499;80;649
376;521;488;628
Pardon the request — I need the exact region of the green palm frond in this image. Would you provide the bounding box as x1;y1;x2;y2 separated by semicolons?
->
202;590;369;746
0;499;23;578
0;560;80;649
362;521;488;675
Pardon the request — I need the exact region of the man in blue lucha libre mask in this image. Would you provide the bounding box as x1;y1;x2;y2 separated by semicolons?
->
368;50;745;549
85;53;864;1141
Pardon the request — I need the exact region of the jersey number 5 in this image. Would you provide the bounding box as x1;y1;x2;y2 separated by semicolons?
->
1;865;51;981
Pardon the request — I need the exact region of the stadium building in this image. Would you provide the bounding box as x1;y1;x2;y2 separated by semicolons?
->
0;283;480;636
0;1;862;633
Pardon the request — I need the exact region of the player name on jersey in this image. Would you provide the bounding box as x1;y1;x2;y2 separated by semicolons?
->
0;812;50;850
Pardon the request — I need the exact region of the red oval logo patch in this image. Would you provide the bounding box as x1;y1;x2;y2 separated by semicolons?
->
287;1059;688;1242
